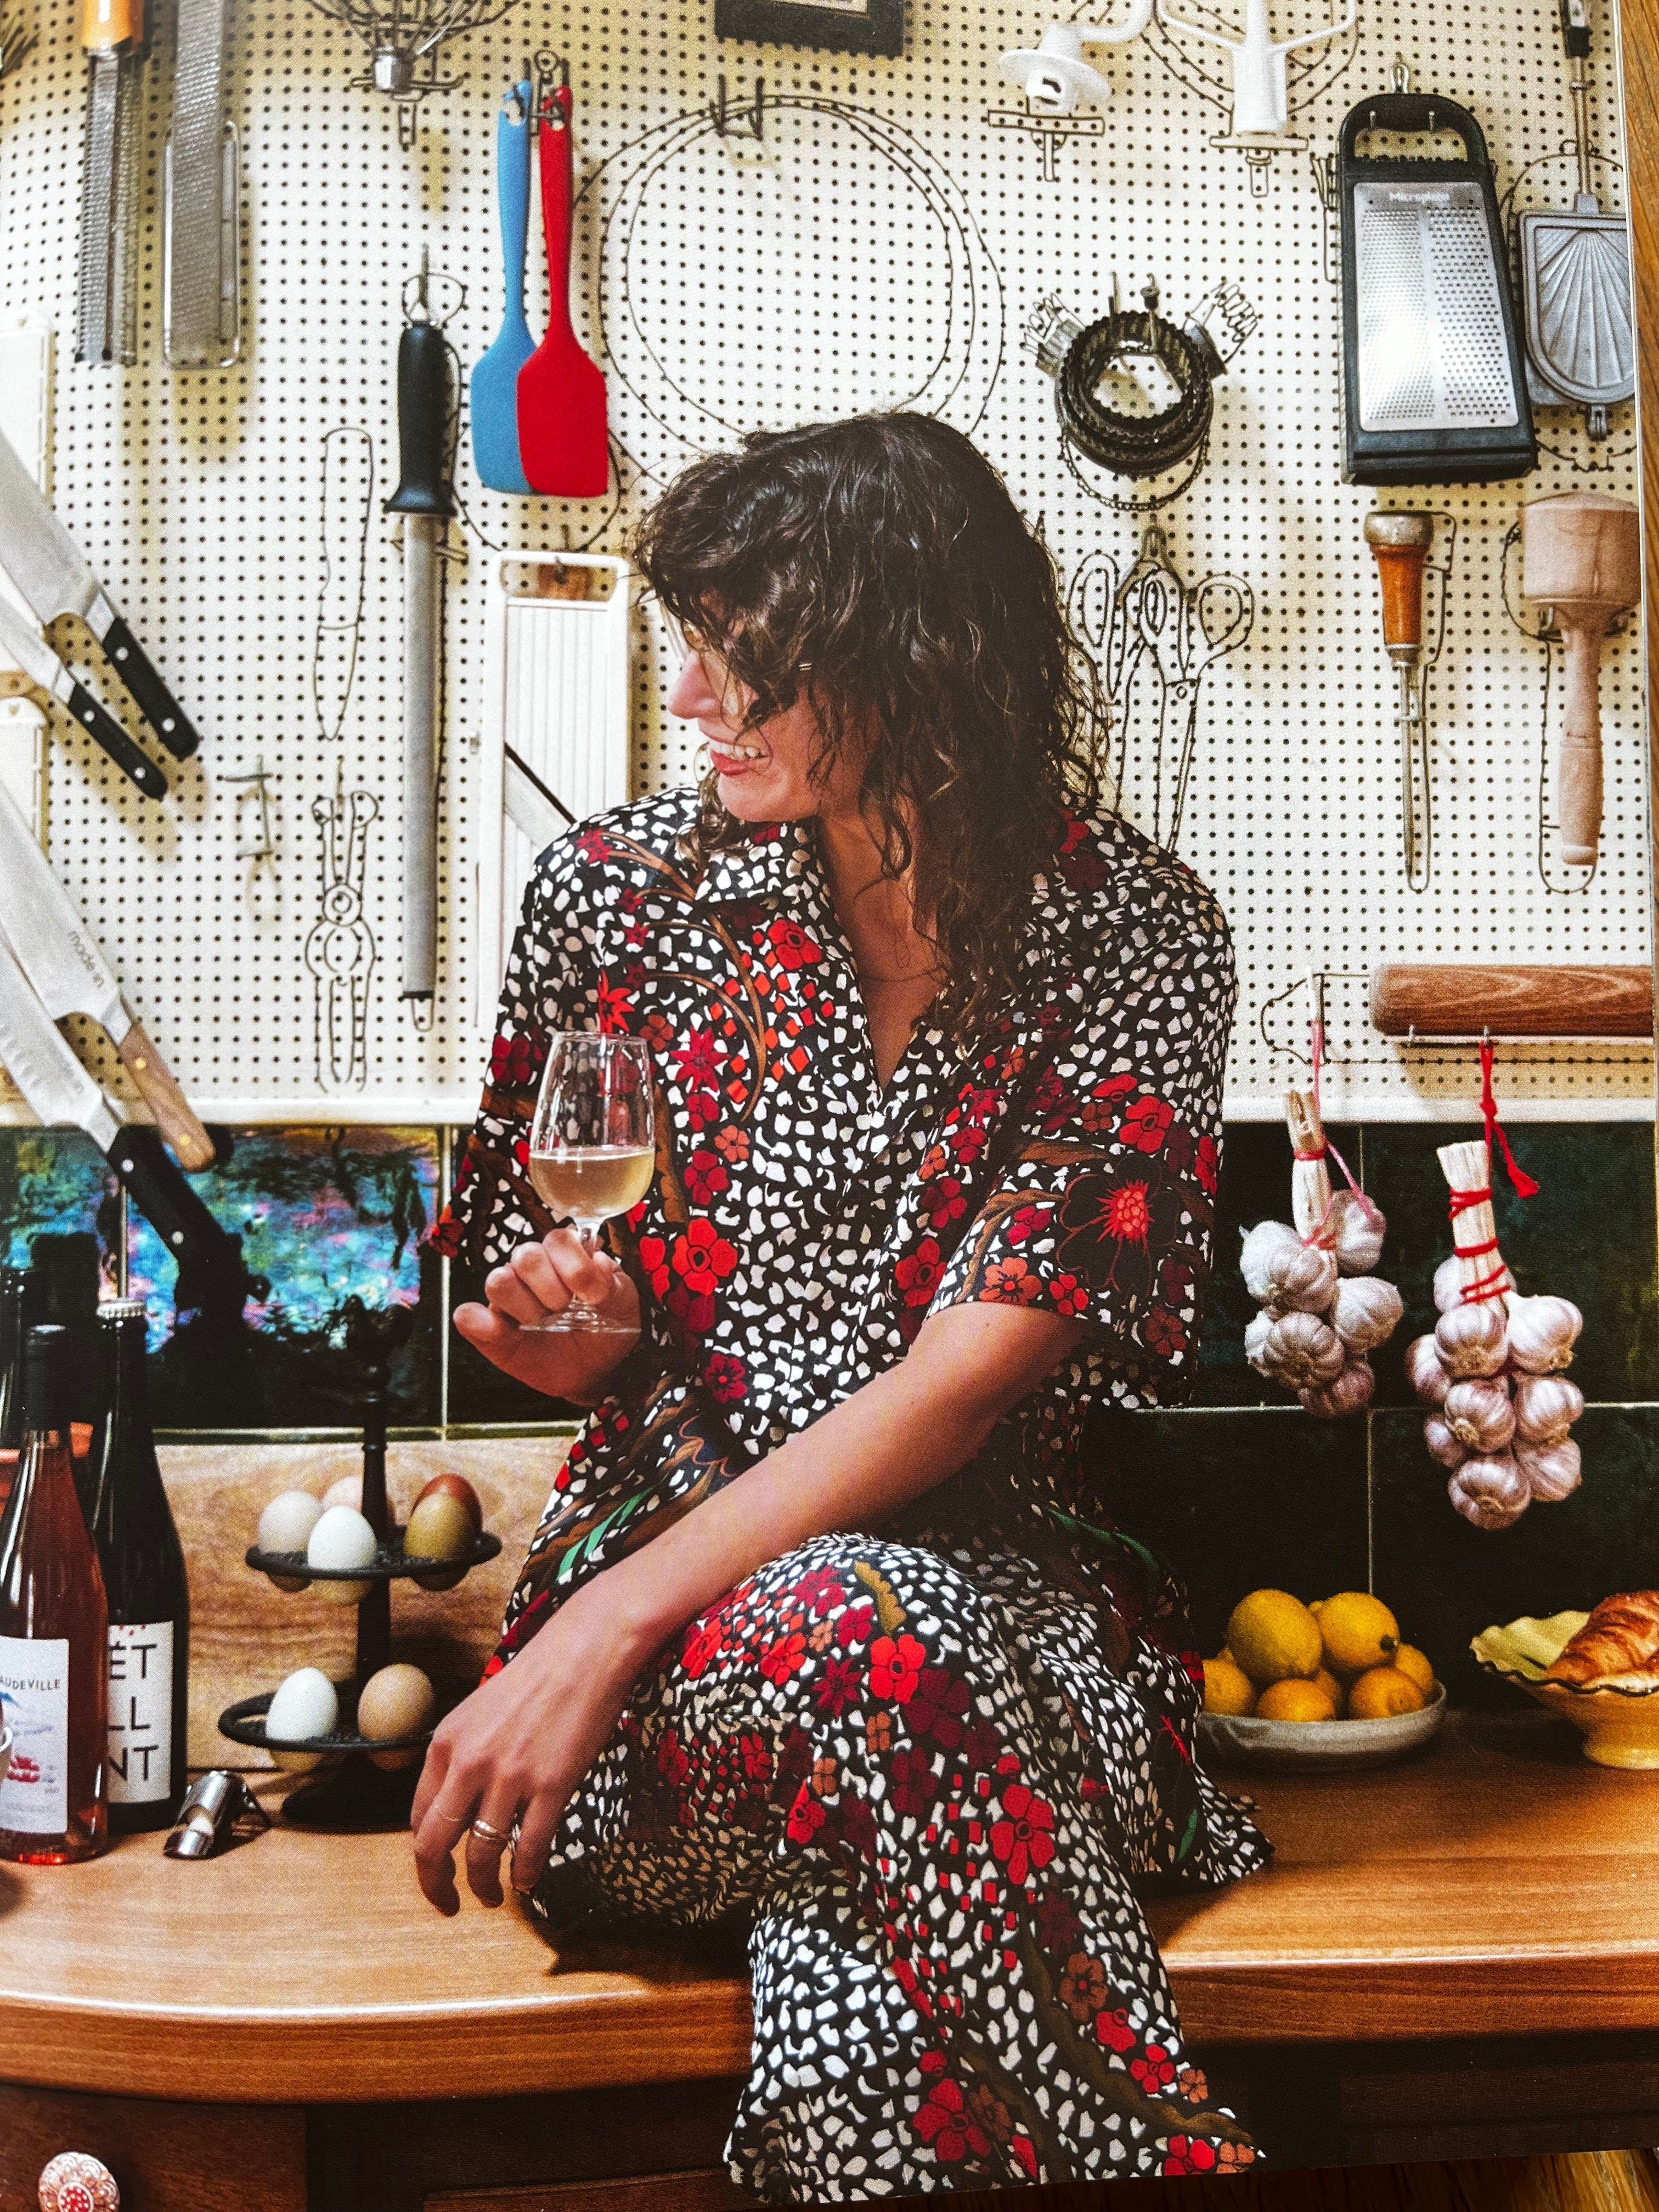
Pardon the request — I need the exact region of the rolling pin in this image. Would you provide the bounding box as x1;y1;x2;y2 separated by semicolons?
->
1363;510;1436;885
1520;490;1640;867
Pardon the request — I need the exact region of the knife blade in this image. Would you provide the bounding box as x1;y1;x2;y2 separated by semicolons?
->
0;933;246;1307
0;588;166;799
0;424;201;759
0;778;213;1167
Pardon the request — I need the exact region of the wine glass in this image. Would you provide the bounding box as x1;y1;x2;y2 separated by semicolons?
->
524;1033;656;1334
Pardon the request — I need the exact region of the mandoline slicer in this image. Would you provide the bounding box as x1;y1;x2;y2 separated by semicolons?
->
474;553;631;1030
1338;74;1537;484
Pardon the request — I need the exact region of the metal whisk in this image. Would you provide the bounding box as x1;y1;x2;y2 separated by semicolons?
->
301;0;530;143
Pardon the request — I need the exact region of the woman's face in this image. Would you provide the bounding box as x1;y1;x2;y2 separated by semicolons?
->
667;644;865;825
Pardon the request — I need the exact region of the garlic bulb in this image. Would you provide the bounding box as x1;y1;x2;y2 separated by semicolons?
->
1261;1310;1346;1390
1300;1358;1375;1419
1516;1437;1582;1503
1434;1301;1508;1379
1447;1453;1532;1531
1330;1276;1403;1355
1257;1239;1339;1317
1505;1294;1583;1376
1243;1309;1274;1376
1404;1334;1453;1407
1511;1373;1584;1446
1325;1188;1386;1276
1239;1220;1302;1302
1424;1414;1468;1470
1442;1377;1516;1455
1433;1255;1466;1316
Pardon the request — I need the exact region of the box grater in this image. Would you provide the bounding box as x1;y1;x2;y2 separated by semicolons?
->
1338;82;1537;484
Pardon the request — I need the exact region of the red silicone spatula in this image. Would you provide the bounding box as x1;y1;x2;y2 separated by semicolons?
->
517;83;608;498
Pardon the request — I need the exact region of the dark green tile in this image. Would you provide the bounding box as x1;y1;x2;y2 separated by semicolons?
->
132;1127;442;1431
1090;1407;1370;1655
1363;1121;1659;1408
0;1129;122;1422
1191;1122;1362;1407
1371;1404;1659;1709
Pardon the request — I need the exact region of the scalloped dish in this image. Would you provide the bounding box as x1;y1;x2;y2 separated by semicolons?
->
1472;1611;1659;1768
1198;1684;1447;1772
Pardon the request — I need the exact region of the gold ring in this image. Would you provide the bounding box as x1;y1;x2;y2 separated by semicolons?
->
470;1817;513;1847
433;1802;471;1827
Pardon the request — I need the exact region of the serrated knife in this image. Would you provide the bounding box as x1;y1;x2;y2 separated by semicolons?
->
0;777;211;1166
0;930;245;1306
0;587;166;799
0;425;201;759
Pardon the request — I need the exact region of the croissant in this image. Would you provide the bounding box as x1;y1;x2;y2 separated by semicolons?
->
1544;1592;1659;1685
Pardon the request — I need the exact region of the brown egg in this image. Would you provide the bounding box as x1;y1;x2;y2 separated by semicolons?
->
414;1472;483;1530
356;1662;437;1769
404;1488;478;1576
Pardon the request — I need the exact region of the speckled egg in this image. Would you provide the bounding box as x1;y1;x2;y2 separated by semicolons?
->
306;1505;378;1605
264;1667;340;1773
356;1663;437;1769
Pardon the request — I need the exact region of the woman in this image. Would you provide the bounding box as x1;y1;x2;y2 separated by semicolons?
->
422;412;1269;2200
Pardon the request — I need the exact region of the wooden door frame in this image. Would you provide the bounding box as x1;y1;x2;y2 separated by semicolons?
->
1621;0;1659;850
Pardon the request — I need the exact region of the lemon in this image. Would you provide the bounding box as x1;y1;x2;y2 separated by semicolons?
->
1310;1599;1327;1616
1318;1592;1400;1678
1313;1666;1347;1717
1347;1666;1426;1719
1392;1644;1436;1697
1203;1655;1256;1716
1226;1590;1323;1685
1257;1677;1339;1723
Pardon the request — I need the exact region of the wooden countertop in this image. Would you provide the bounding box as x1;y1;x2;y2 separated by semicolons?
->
2;1716;1656;2106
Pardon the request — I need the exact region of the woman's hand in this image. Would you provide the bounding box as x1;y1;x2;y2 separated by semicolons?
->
453;1229;642;1405
410;1581;660;1914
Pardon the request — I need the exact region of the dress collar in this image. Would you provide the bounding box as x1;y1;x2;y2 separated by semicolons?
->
692;821;818;907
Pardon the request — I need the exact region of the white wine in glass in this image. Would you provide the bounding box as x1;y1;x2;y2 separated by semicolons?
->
524;1033;655;1335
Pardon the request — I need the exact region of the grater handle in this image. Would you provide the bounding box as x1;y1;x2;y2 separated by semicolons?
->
1339;91;1487;169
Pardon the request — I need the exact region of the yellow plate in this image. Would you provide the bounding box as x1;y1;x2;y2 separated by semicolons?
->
1472;1612;1659;1769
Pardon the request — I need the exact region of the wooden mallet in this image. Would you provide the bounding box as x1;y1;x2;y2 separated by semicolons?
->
1521;490;1640;868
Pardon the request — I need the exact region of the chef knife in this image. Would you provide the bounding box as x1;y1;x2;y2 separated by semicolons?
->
0;777;213;1167
0;931;247;1308
0;586;166;799
0;424;201;759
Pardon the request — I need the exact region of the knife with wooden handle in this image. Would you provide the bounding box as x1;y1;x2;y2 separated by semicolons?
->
0;931;246;1311
0;585;166;799
0;777;213;1167
0;422;201;759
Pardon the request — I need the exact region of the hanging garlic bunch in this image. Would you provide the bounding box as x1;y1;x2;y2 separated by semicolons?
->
1242;1090;1401;1419
1403;1138;1584;1531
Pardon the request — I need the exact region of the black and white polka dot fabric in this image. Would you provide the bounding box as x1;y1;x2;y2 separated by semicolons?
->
434;788;1271;2199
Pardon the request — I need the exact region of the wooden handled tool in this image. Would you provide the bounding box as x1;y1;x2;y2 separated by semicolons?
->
1521;490;1640;867
1364;510;1436;886
1372;962;1653;1039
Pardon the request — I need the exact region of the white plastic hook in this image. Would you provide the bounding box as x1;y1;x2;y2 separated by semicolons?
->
1155;0;1352;138
999;1;1154;116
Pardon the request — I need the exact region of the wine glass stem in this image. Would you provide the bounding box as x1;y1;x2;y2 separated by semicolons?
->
572;1222;602;1308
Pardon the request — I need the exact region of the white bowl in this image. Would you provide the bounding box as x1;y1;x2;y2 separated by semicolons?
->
1198;1683;1447;1772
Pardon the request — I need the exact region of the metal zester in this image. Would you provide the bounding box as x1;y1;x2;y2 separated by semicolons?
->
164;0;241;368
1338;73;1537;484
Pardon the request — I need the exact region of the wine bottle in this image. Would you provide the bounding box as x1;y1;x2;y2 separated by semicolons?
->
90;1300;190;1833
0;1323;109;1865
0;1266;43;1525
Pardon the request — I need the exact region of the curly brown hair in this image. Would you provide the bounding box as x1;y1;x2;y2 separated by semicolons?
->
632;413;1107;1046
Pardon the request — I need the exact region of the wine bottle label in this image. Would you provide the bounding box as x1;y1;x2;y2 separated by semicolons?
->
0;1634;70;1834
106;1622;175;1805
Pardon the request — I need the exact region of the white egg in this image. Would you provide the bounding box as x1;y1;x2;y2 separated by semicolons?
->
264;1667;340;1773
306;1505;379;1605
257;1489;323;1561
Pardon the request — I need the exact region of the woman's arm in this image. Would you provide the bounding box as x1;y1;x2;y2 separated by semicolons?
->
411;1298;1084;1913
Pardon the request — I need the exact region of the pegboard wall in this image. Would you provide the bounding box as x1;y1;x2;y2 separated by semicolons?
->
0;0;1649;1128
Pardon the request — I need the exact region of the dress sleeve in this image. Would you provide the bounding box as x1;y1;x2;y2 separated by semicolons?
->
927;873;1235;1401
428;838;600;1272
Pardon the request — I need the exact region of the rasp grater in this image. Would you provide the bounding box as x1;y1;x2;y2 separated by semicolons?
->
164;0;240;368
76;0;145;369
1338;78;1537;484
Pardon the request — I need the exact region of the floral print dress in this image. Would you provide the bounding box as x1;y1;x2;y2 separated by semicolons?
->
433;788;1271;2202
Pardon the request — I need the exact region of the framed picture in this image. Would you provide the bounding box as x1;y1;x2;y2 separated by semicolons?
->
714;0;904;58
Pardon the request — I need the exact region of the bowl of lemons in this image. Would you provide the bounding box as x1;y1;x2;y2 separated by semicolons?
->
1198;1589;1446;1771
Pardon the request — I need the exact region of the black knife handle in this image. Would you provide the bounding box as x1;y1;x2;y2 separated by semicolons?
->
99;616;201;759
386;319;456;519
65;679;168;800
107;1123;250;1314
1559;0;1590;57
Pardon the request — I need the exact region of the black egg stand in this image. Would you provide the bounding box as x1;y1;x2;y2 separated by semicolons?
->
217;1304;500;1832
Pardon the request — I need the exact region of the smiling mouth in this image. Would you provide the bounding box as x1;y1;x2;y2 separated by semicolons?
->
707;735;768;766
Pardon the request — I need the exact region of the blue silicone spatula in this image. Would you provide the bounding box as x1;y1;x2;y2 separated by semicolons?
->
471;77;534;494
